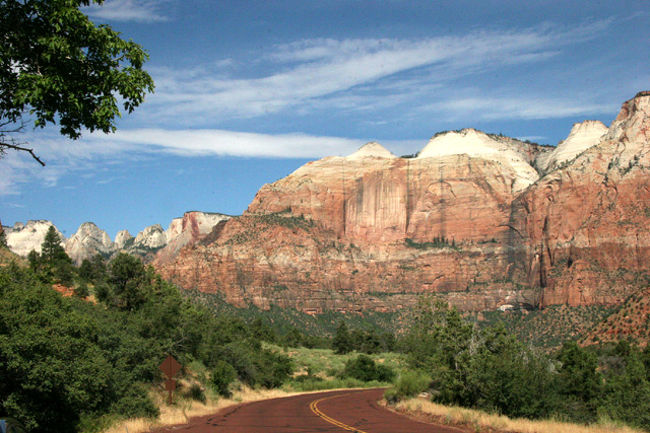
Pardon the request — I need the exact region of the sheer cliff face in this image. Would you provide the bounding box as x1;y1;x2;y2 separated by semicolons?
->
158;93;650;314
513;93;650;307
157;134;546;312
247;133;542;245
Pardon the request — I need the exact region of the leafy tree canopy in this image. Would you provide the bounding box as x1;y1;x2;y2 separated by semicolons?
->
0;0;154;164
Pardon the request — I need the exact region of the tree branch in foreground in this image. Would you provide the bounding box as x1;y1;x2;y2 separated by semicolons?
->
0;141;46;166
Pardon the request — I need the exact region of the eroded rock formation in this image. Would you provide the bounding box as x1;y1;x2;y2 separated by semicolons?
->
157;93;650;314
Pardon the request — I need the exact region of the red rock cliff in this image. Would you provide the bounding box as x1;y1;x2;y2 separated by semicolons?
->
157;93;650;314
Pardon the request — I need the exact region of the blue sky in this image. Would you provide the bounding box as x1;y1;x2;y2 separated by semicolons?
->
1;0;648;238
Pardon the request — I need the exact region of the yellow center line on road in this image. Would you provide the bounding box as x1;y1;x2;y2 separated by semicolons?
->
309;395;370;433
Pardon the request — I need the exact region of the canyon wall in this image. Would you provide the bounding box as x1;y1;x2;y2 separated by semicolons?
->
157;93;650;313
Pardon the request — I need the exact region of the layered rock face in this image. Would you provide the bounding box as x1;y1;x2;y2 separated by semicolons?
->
158;93;650;314
156;211;231;263
158;133;548;311
511;92;650;307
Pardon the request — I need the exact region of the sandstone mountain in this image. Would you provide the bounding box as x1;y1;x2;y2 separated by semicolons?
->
157;93;649;319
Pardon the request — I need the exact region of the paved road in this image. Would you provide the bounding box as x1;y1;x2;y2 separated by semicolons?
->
153;388;464;433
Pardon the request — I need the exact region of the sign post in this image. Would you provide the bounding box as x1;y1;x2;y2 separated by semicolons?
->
159;354;182;404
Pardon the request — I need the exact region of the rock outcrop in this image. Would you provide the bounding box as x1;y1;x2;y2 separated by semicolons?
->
5;220;63;256
114;230;134;249
158;93;650;315
535;120;608;173
65;222;115;264
155;211;231;263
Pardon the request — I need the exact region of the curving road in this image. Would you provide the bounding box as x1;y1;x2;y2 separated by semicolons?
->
153;388;464;433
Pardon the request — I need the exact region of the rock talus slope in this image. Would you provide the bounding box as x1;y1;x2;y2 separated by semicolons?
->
158;93;650;315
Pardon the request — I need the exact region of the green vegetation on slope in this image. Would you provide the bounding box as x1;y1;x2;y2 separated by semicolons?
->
393;297;650;430
0;247;293;432
477;304;618;348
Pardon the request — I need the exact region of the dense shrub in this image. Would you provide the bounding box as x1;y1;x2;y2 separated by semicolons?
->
0;252;295;431
210;360;237;397
399;296;650;429
184;384;207;404
384;370;431;403
341;354;395;382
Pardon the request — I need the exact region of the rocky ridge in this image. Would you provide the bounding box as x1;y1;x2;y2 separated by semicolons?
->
157;93;650;320
4;211;231;264
536;120;608;172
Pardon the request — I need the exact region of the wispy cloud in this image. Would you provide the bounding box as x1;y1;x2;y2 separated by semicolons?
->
92;128;365;158
0;128;372;195
422;96;615;121
84;0;169;23
142;20;612;124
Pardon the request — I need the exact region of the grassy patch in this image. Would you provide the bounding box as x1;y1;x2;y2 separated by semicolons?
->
389;398;643;433
265;343;406;392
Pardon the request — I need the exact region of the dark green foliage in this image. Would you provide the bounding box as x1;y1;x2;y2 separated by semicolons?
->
0;0;154;162
0;256;295;432
0;267;159;432
218;339;292;388
405;237;458;250
73;281;89;298
555;341;601;422
184;384;206;404
26;227;75;285
598;345;650;430
465;324;559;419
250;317;277;343
106;253;149;311
341;354;395;382
332;321;394;354
400;296;650;429
332;321;352;354
210;360;237;397
384;370;431;403
78;254;107;284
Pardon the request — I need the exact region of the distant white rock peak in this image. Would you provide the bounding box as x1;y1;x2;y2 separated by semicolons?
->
5;220;63;256
418;129;500;159
114;230;133;249
65;222;114;263
134;224;167;249
347;142;396;160
417;129;539;192
537;120;608;172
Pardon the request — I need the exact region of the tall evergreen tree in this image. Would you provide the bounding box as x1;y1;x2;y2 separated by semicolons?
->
332;321;352;354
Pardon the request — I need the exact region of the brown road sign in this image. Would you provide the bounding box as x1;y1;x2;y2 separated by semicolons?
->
159;355;182;404
159;354;181;378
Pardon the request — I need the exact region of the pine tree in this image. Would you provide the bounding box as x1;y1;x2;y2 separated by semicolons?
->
39;226;74;285
333;321;352;354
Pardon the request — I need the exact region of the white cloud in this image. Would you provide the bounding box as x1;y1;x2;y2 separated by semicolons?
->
0;128;372;195
142;20;612;123
92;128;365;158
423;96;615;121
84;0;169;23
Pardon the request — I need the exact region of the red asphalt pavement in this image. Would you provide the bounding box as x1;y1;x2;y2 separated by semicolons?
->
152;388;464;433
